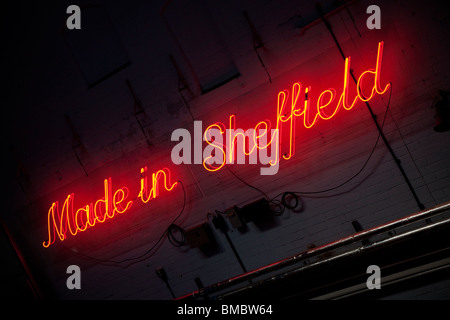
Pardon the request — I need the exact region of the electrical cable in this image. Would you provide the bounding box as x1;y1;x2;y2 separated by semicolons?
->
114;180;187;263
61;179;187;266
167;223;186;247
385;94;438;207
226;84;392;209
281;192;299;209
111;180;187;264
225;166;302;215
316;3;424;211
225;165;269;200
271;83;392;199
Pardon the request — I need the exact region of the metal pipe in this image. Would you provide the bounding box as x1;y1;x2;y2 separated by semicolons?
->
177;201;450;299
220;216;450;300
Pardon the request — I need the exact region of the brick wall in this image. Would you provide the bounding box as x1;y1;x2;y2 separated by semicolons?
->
4;0;450;299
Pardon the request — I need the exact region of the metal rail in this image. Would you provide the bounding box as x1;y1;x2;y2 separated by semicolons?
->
177;201;450;300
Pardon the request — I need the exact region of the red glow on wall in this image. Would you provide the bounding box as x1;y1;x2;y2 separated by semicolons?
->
138;167;178;203
43;168;178;248
41;41;390;248
202;41;390;172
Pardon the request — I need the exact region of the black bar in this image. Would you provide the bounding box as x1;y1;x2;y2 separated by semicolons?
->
223;231;248;274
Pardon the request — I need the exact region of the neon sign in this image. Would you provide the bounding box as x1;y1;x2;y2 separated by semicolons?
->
171;41;390;175
43;168;177;247
43;42;390;247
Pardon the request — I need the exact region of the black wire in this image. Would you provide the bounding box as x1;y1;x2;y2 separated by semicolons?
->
167;223;186;247
213;84;392;216
62;179;187;266
281;192;299;209
225;165;269;200
225;167;301;215
271;82;393;199
224;84;392;211
112;180;187;263
223;81;391;211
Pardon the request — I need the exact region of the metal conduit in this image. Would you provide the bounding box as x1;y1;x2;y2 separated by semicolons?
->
220;215;450;300
177;201;450;300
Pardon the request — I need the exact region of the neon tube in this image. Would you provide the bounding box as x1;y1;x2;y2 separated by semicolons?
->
43;168;177;248
201;41;390;171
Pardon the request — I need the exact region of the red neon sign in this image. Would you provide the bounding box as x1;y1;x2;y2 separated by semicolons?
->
202;41;390;173
42;42;390;247
43;168;178;248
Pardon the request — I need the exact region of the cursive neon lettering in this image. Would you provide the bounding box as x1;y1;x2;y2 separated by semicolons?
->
43;167;177;247
200;41;390;172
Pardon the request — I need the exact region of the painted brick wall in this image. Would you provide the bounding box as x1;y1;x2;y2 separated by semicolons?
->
4;0;450;299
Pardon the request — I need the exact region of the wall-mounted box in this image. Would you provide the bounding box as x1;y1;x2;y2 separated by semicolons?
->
185;223;215;248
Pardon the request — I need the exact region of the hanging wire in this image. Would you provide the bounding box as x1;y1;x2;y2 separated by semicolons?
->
271;82;393;199
384;87;438;206
225;165;269;200
61;180;187;267
167;223;186;247
226;83;393;211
